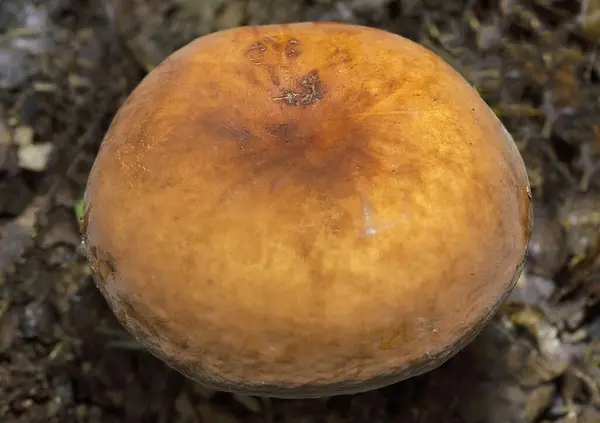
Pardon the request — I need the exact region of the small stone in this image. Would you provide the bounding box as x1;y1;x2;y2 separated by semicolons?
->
477;24;502;51
12;125;34;146
0;47;33;89
558;191;600;258
0;196;40;271
17;142;54;171
510;271;555;305
21;301;56;342
527;204;567;278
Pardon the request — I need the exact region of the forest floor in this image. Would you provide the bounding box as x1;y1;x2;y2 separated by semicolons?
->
0;1;599;422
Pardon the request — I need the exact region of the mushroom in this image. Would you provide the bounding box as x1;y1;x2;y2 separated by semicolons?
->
81;22;532;398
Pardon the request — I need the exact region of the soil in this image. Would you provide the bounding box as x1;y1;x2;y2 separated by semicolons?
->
0;1;599;422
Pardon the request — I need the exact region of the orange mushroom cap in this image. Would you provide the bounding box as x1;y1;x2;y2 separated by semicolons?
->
82;22;532;398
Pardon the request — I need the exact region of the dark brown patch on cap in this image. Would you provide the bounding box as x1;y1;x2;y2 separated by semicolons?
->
285;38;301;59
265;120;299;144
246;37;302;65
275;70;326;107
219;124;254;149
267;65;280;86
246;42;267;64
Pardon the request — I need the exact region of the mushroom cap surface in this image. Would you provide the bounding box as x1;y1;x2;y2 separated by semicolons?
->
82;22;532;398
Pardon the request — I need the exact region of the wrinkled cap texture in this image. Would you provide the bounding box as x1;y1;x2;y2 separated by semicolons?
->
82;22;532;398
